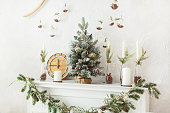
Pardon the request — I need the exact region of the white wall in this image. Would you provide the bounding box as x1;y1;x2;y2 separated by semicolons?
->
0;0;170;113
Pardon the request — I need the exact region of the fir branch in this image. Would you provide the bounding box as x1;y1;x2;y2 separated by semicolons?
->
105;41;114;63
135;79;161;99
13;74;153;113
136;48;148;65
40;49;47;63
117;48;135;65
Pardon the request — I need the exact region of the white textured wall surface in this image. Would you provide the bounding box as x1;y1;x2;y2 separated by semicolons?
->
0;0;170;113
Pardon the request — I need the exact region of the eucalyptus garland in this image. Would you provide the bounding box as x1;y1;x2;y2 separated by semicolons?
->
13;74;160;113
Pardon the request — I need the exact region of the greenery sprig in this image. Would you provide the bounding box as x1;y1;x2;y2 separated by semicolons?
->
136;48;148;65
136;79;161;99
13;74;155;113
40;49;47;63
105;39;114;63
117;48;135;64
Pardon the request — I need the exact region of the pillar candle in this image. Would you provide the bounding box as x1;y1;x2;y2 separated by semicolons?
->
54;71;62;82
122;68;131;85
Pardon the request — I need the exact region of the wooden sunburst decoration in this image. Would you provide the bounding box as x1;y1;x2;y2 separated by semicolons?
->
24;0;46;17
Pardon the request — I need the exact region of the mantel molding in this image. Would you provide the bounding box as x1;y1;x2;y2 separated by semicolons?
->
34;80;147;92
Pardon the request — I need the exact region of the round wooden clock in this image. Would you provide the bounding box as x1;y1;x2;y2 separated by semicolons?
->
46;53;69;79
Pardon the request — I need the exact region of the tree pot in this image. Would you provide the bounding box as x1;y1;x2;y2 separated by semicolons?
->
78;78;92;84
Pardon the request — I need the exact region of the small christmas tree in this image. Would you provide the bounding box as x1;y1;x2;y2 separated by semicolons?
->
69;17;104;79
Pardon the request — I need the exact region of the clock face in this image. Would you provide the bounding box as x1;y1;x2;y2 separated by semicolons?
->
47;53;69;79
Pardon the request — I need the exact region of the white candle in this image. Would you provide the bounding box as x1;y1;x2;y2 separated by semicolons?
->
122;68;131;85
136;40;139;60
54;71;62;82
122;41;125;58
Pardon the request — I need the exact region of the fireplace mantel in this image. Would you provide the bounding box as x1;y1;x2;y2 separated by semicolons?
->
27;80;149;113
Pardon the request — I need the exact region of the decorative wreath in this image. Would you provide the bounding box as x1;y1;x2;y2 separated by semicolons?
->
10;74;160;113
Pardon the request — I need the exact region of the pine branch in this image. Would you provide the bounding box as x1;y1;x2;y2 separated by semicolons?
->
135;79;161;99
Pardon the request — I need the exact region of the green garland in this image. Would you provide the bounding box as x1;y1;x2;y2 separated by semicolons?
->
13;74;160;113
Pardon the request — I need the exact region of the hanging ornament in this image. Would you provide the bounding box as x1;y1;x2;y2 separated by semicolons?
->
110;22;114;26
95;68;100;73
86;58;90;62
117;24;124;28
111;3;118;10
63;3;68;13
38;20;43;28
54;12;60;22
92;53;96;58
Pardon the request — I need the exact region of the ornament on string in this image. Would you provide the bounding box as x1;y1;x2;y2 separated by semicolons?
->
50;25;56;37
38;20;43;28
88;53;96;58
95;68;100;73
100;106;106;111
115;17;124;28
109;16;114;26
86;58;90;62
63;3;68;13
96;20;103;30
54;12;60;22
103;38;107;48
117;24;124;28
111;0;118;10
50;35;55;37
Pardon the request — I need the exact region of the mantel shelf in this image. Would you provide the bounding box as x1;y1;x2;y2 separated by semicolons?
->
34;80;147;93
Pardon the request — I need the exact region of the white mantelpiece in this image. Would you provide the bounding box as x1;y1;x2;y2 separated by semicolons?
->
27;80;149;113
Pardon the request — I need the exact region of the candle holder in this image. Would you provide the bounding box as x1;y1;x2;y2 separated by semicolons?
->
134;65;142;84
105;40;114;84
106;62;112;84
40;62;46;81
134;48;148;84
40;48;47;81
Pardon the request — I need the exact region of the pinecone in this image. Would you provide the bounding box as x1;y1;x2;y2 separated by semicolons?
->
111;3;118;10
54;19;59;22
96;27;102;30
63;9;68;12
50;35;55;37
38;25;42;28
101;106;106;111
110;22;114;26
117;24;124;28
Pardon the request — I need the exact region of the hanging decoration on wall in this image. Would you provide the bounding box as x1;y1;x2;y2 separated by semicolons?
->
12;74;160;113
54;12;60;22
49;25;56;37
109;16;114;26
111;0;118;10
96;20;103;30
63;3;68;13
46;53;69;79
38;20;43;28
24;0;46;17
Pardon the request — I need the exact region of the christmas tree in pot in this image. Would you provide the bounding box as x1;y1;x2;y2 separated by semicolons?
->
69;17;104;84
